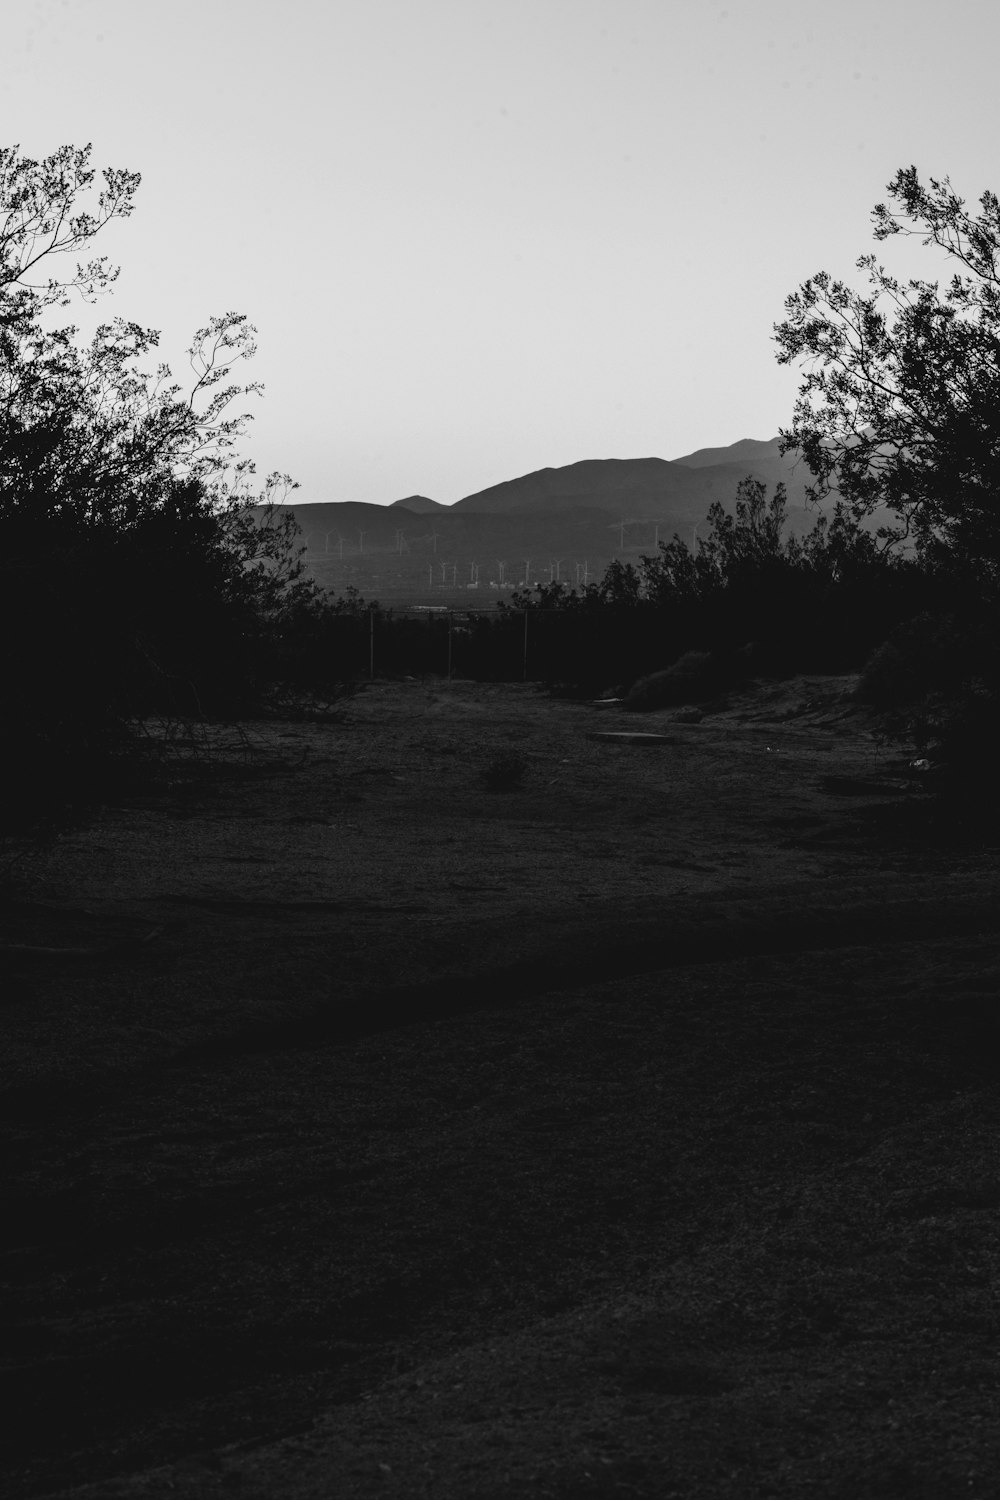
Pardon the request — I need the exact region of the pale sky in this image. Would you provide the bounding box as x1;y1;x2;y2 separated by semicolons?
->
5;0;999;504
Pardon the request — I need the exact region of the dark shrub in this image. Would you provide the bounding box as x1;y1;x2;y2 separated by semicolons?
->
856;613;968;713
624;650;734;711
858;611;1000;792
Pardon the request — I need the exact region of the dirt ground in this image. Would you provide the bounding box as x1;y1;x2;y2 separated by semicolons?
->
3;675;999;1498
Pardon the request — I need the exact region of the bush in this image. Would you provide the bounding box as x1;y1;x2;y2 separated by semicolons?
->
624;650;740;711
856;613;968;713
858;611;1000;791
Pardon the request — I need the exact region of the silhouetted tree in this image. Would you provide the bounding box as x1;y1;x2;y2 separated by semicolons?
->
0;145;292;530
776;166;1000;784
0;144;324;821
775;166;1000;586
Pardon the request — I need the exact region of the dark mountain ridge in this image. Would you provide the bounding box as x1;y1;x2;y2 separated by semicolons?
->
454;457;682;515
671;436;788;468
451;438;816;519
388;494;448;512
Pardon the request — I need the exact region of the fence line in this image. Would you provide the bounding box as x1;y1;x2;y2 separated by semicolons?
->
322;604;661;686
362;606;525;681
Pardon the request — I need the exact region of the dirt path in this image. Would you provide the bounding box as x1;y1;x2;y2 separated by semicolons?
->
3;678;999;1498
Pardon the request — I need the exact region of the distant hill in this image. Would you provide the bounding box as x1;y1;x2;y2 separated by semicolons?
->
671;437;786;468
454;458;682;515
389;495;447;512
270;437;829;601
452;441;818;520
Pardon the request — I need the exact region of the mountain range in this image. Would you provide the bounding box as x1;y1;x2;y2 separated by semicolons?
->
447;438;812;519
279;437;828;600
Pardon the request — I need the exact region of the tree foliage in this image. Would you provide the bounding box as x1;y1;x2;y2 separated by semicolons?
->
0;145;332;822
775;166;1000;583
775;167;1000;787
0;144;288;533
0;143;140;330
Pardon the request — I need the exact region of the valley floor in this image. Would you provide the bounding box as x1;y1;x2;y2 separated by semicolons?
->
3;676;998;1498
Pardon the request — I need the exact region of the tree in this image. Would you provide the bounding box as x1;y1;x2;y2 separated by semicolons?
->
774;166;1000;585
0;145;322;820
0;144;288;535
0;143;139;331
697;477;789;579
634;477;793;606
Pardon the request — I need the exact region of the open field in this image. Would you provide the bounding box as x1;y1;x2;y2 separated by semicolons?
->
3;676;999;1498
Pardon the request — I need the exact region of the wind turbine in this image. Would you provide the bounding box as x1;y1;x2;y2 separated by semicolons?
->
357;528;366;555
496;559;506;586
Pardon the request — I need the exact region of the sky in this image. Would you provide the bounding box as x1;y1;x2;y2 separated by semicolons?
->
5;0;1000;506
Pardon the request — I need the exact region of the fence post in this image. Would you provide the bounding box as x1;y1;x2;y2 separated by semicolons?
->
369;609;375;680
522;608;529;681
447;611;453;681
